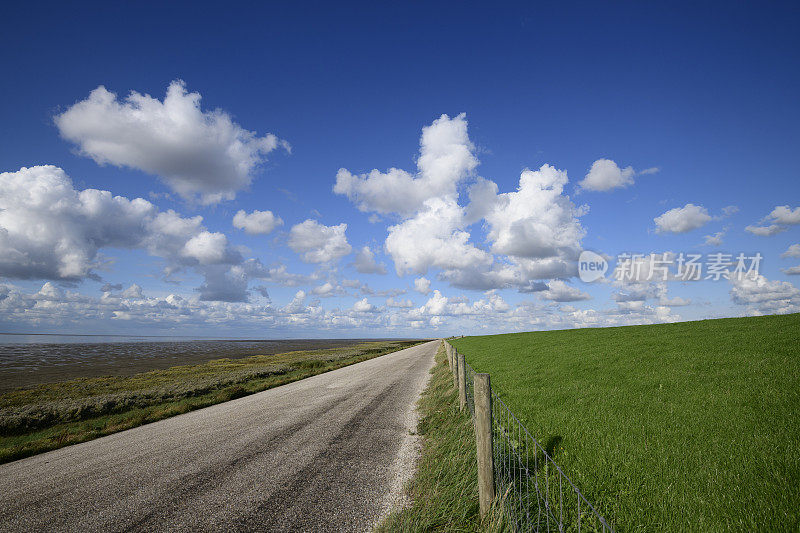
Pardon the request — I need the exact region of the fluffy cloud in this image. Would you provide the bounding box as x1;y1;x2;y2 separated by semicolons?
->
781;244;800;258
55;80;288;205
336;116;587;292
577;159;635;191
333;113;477;215
539;280;591;302
744;224;786;236
283;290;308;314
0;166;239;281
352;246;387;274
781;244;800;275
0;276;689;336
612;280;690;307
730;273;800;314
576;159;659;192
233;210;283;235
386;197;492;276
483;165;586;259
195;264;251;302
745;205;800;236
767;205;800;225
432;164;586;290
121;284;144;299
654;204;712;234
253;263;323;287
311;282;347;297
703;230;726;247
288;220;352;263
352;298;377;313
420;290;450;315
182;231;235;264
386;165;585;284
414;277;432;295
386;296;414;308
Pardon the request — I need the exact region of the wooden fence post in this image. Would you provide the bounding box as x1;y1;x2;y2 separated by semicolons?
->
457;353;466;410
474;372;495;517
452;350;459;387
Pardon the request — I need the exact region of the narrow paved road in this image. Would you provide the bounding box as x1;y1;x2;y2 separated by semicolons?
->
0;340;439;532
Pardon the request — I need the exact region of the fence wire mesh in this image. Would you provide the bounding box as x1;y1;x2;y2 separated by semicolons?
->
447;342;613;533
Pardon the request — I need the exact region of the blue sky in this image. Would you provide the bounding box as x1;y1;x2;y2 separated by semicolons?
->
1;1;798;337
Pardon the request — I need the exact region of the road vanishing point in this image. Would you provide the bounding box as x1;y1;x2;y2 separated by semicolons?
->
0;340;439;532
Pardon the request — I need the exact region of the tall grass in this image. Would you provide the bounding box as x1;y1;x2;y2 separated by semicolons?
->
379;343;506;532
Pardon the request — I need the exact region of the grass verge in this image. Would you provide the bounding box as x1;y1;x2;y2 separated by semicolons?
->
451;314;800;531
0;340;420;464
378;342;489;532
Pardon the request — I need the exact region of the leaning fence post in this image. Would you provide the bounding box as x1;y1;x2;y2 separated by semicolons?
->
474;372;495;517
457;353;466;410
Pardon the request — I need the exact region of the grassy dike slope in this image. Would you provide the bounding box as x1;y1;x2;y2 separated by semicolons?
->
0;340;419;464
451;314;800;531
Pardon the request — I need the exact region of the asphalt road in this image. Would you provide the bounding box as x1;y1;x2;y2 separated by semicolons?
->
0;340;439;532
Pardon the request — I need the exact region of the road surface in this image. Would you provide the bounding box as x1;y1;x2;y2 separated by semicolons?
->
0;340;439;532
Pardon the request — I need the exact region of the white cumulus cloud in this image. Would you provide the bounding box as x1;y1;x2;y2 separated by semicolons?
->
539;280;591;302
385;197;492;276
781;244;800;258
730;273;800;314
745;205;800;237
233;210;283;235
654;204;712;234
0;165;239;281
577;159;636;192
767;205;800;225
336;116;587;292
352;297;377;313
333;113;477;215
121;284;144;299
288;220;352;263
483;164;586;259
414;277;432;295
352;246;387;274
745;224;786;236
703;229;727;247
577;159;659;192
55;80;288;205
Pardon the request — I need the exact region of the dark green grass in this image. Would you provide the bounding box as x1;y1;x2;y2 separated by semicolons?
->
0;340;419;464
378;343;487;532
450;314;800;532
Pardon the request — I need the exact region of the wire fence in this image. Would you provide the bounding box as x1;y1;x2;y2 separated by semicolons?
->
449;341;613;532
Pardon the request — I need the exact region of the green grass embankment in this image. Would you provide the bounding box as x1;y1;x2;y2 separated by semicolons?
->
451;314;800;531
